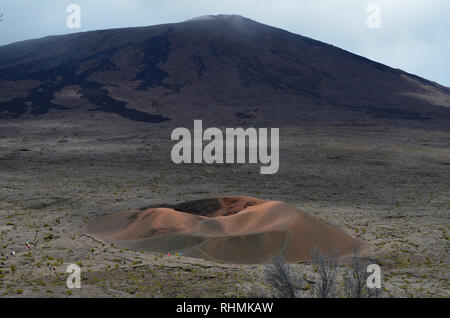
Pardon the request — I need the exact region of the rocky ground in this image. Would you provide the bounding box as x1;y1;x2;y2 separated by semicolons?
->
0;113;449;297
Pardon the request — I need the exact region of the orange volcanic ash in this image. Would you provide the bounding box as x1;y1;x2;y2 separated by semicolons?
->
85;196;358;264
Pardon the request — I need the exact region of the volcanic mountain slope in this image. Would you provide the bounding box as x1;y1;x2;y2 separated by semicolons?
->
0;14;449;127
84;196;358;264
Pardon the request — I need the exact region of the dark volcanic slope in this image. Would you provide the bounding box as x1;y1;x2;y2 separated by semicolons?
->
0;15;449;126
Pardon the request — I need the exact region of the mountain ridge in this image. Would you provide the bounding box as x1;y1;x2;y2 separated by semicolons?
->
0;14;449;126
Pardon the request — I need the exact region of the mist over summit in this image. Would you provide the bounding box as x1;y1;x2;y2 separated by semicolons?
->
0;14;448;127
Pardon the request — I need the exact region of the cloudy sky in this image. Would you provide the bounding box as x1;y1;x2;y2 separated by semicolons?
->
0;0;448;86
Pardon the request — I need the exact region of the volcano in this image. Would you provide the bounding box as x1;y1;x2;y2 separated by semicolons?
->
84;196;358;264
0;14;449;127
